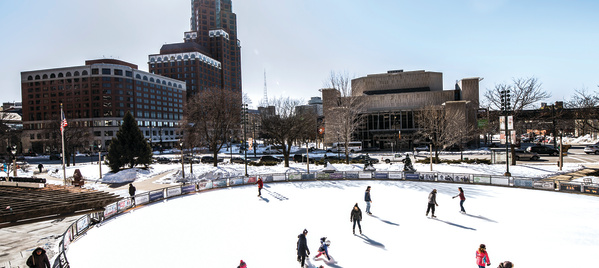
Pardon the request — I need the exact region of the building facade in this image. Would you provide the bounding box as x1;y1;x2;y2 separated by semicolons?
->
322;69;480;150
148;0;241;98
21;59;186;153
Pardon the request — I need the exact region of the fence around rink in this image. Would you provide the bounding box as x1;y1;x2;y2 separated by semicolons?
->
51;169;599;267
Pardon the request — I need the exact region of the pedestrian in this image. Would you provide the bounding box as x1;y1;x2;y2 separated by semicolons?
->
364;186;372;215
256;177;263;197
476;244;491;268
296;229;310;267
314;236;331;261
37;163;43;173
350;203;362;234
452;187;466;214
26;247;51;268
426;189;438;218
497;261;513;268
237;259;247;268
128;183;136;200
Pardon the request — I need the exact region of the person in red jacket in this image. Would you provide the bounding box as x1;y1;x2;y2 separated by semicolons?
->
452;187;466;214
256;178;263;197
476;244;491;268
237;259;247;268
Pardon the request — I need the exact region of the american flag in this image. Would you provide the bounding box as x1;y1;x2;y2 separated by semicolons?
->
60;108;68;133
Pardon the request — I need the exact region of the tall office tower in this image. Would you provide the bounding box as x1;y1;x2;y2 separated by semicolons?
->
149;0;242;98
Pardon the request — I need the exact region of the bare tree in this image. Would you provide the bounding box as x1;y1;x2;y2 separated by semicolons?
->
415;105;447;162
566;87;599;136
42;116;92;166
484;77;551;115
260;97;317;167
323;71;365;163
185;88;242;167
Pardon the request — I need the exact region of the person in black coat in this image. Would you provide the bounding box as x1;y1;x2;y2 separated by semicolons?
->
26;247;51;268
364;186;372;215
296;229;310;267
350;203;362;234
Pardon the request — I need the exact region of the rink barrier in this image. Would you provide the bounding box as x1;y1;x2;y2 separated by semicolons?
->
52;169;598;267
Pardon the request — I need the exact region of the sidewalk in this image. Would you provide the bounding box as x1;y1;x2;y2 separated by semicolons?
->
0;170;174;268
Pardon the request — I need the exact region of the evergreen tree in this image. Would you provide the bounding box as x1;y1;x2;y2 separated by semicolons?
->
107;111;152;172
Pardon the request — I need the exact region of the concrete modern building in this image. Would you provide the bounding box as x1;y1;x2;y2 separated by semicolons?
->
148;0;241;98
322;69;480;150
21;59;186;153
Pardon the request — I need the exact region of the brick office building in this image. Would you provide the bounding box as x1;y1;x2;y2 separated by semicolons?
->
149;0;242;98
21;59;186;154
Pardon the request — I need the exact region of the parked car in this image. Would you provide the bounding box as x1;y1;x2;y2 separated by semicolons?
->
263;145;284;154
350;154;379;164
526;145;559;156
201;156;224;163
382;153;407;164
584;144;599;155
514;149;540;161
414;145;429;152
230;157;248;164
153;157;171;164
49;154;62;160
258;155;282;164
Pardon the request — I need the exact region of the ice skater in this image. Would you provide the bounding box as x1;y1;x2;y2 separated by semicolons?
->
426;189;438;218
476;244;491;268
452;187;466;213
296;229;310;267
365;186;372;215
256;177;263;197
350;203;362;234
237;259;247;268
313;237;331;261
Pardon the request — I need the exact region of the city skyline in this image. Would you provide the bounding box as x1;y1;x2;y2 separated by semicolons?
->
1;0;597;108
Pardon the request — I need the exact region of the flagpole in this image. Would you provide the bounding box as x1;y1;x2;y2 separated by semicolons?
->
61;104;67;186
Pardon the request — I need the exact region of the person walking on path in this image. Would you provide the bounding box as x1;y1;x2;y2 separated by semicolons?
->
350;203;363;234
426;189;438;218
364;186;372;215
452;187;466;214
256;177;263;197
26;247;51;268
476;244;491;268
296;229;310;267
128;183;136;204
37;163;44;173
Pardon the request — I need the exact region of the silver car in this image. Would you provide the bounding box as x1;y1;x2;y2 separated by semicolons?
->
514;149;540;161
584;144;599;155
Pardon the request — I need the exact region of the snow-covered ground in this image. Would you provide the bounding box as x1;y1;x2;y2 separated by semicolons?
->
66;179;599;267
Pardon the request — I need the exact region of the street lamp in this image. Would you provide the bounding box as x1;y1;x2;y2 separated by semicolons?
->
98;144;102;180
180;142;185;179
500;90;512;177
242;103;249;177
10;145;17;177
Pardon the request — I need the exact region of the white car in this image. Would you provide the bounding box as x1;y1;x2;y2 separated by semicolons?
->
584;144;599;155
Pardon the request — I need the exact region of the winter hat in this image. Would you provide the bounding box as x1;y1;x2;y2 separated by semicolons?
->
498;261;513;268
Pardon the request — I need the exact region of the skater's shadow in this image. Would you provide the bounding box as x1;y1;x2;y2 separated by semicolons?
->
370;215;399;226
259;196;270;203
465;214;497;223
357;234;386;250
312;257;343;268
433;218;476;231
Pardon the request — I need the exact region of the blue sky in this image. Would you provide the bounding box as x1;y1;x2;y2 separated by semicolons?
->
1;0;597;108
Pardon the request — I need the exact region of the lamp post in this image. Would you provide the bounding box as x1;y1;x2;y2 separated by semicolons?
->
180;142;185;179
559;129;563;171
242;103;248;177
98;144;102;180
11;145;17;177
500;89;511;177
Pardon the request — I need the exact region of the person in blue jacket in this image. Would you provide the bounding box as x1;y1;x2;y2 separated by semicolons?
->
314;237;331;261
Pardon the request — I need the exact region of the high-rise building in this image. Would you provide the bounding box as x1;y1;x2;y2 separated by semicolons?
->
21;59;186;153
149;0;242;98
